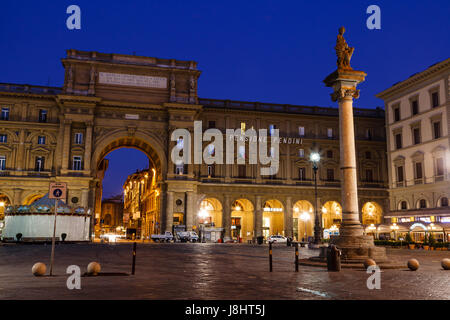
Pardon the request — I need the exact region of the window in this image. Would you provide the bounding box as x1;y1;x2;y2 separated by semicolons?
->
35;156;45;172
414;162;423;184
433;121;441;139
431;92;439;108
327;128;333;138
365;169;373;182
298;126;305;137
74;133;83;145
396;166;404;185
1;107;9;120
326;150;333;158
238;165;246;178
240;122;246;134
298;167;306;181
0;156;5;170
37;136;46;145
73;156;82;171
366;128;372;140
401;201;407;210
0;134;7;143
436;158;444;180
38;109;47;123
175;163;184;175
413;127;421;145
395;133;402;149
393;107;400;122
441;197;449;207
269;124;277;136
365;151;371;159
419;199;427;209
298;149;304;158
326;168;334;181
411;100;419;115
238;145;245;161
208;121;216;129
207;144;215;157
207;165;215;177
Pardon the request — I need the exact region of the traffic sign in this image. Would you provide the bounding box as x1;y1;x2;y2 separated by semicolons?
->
49;182;67;199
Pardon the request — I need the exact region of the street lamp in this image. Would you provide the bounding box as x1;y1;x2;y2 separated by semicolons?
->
300;211;310;242
310;152;321;244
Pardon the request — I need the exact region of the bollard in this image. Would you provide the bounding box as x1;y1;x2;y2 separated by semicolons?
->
131;242;137;275
327;244;341;272
269;241;273;272
295;243;299;272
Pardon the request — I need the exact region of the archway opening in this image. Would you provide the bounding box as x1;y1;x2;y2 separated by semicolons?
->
293;200;314;242
231;199;254;243
23;194;44;205
262;199;284;238
322;201;342;230
95;137;163;240
0;194;11;220
362;201;383;225
196;198;222;242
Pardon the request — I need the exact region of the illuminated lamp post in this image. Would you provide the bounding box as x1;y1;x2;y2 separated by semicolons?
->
310;152;322;244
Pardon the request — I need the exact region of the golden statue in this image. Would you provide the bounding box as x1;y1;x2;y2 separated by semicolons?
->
335;26;354;70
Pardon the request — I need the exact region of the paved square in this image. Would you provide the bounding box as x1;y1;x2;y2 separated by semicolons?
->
0;243;449;300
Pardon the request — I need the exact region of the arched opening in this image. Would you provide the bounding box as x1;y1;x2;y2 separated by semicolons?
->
94;135;164;240
293;200;314;242
231;199;254;243
398;200;409;210
362;202;383;225
0;194;11;220
416;198;428;209
262;199;284;239
197;198;222;242
321;201;342;230
23;194;45;205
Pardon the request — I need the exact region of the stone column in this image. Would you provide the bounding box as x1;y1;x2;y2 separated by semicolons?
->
81;189;89;208
16;130;25;171
222;194;231;241
284;196;293;238
83;122;93;172
13;189;23;206
61;119;72;171
254;195;263;239
165;191;174;232
186;191;195;230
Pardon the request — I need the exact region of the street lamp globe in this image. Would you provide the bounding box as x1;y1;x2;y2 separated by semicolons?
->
310;152;320;163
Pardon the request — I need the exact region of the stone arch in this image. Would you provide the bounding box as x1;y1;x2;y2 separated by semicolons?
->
397;198;410;210
437;195;449;207
22;192;46;205
92;129;167;179
416;197;429;209
197;197;223;227
361;201;383;225
231;198;254;242
25;130;57;144
0;129;19;143
321;201;342;229
262;199;284;237
292;200;314;241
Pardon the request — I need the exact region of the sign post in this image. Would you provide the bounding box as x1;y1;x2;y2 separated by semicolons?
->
48;182;67;276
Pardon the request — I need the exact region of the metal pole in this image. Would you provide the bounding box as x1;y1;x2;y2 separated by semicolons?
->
269;241;273;272
131;242;137;275
313;165;321;244
49;198;57;276
295;243;299;272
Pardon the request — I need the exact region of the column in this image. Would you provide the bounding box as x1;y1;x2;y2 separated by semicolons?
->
16;130;25;171
13;189;23;206
81;189;89;208
186;191;195;230
254;195;262;238
61;119;72;171
83;122;93;172
284;196;293;238
222;194;231;241
165;191;174;232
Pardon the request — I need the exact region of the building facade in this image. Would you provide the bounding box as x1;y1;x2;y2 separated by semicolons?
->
377;58;450;242
0;49;388;242
100;194;124;234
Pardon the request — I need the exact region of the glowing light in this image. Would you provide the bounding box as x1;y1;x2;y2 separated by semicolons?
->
300;211;310;222
235;206;241;211
0;201;5;207
390;223;399;231
310;152;320;162
294;207;299;213
322;207;327;214
198;209;209;219
329;224;339;231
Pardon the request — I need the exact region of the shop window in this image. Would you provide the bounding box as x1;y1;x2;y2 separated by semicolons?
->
0;134;6;143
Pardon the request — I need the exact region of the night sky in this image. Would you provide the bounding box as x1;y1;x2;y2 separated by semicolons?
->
1;1;448;198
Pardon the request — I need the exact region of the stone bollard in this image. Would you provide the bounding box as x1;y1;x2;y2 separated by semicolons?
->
407;259;419;271
441;258;450;270
364;258;376;269
32;262;47;276
327;244;341;272
87;262;101;276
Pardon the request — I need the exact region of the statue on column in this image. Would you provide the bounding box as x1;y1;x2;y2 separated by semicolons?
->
335;26;354;71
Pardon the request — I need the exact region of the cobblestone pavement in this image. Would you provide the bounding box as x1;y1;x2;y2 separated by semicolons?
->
0;243;448;300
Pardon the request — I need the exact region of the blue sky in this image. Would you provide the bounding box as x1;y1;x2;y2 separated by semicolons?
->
1;0;448;198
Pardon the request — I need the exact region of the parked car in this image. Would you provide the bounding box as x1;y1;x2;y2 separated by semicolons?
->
151;231;174;242
267;235;287;243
